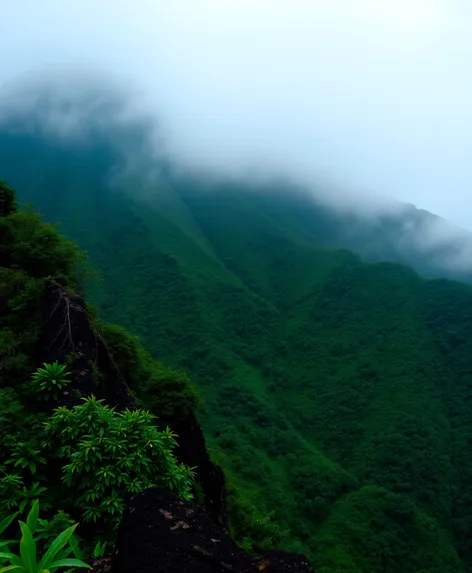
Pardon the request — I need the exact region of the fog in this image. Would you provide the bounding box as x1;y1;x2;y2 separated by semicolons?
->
2;0;472;231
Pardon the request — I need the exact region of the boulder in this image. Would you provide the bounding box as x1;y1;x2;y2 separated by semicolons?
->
113;488;314;573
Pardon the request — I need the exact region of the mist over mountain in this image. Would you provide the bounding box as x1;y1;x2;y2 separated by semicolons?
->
1;84;472;284
4;0;472;228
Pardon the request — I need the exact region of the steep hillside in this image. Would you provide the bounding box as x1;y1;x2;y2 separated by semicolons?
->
2;122;472;572
0;180;304;573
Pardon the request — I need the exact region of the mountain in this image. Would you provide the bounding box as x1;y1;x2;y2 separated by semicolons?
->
2;111;472;572
0;179;312;573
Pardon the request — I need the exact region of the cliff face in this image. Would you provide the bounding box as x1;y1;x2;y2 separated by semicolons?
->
39;277;226;523
39;278;315;572
39;278;132;409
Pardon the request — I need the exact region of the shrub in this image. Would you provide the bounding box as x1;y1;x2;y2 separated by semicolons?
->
34;510;75;546
31;363;71;401
98;322;200;425
6;210;84;279
0;390;24;455
44;396;194;526
0;467;49;513
238;510;289;555
6;442;46;478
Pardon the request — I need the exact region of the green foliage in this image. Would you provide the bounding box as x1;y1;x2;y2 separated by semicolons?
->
234;507;288;556
0;270;43;390
4;131;472;572
0;468;48;514
0;390;25;457
0;180;84;392
0;183;197;558
5;443;46;477
0;500;90;573
91;541;106;559
98;322;200;425
242;512;288;555
44;396;194;526
34;512;75;546
314;485;463;573
0;180;16;216
31;363;71;401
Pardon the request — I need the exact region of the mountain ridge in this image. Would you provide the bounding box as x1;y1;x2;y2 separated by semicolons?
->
2;115;472;571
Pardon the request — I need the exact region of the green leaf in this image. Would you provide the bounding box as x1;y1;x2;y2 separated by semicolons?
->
51;548;72;563
47;558;91;571
0;565;26;573
0;514;19;536
67;537;82;561
92;541;105;559
37;525;77;572
1;552;22;568
26;501;39;536
19;522;36;573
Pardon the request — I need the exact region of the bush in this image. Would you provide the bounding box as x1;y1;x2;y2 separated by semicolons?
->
99;322;200;425
44;396;194;526
31;362;71;401
0;466;48;513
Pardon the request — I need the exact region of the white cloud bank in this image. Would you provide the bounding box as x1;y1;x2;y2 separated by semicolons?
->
2;0;472;230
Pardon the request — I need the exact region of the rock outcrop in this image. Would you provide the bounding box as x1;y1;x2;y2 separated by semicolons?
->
39;277;132;409
112;488;314;573
38;278;225;522
39;279;314;572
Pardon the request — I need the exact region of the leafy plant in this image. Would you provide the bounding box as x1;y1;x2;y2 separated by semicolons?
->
6;443;46;477
98;321;200;425
34;512;75;546
0;510;19;548
0;499;90;572
45;396;194;526
238;510;289;555
92;541;106;559
31;363;71;401
0;470;23;513
0;468;49;514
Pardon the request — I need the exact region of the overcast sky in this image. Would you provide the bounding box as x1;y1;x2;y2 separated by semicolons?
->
2;0;472;228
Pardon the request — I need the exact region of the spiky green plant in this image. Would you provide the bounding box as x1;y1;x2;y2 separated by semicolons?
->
31;363;71;401
45;396;195;526
0;499;90;573
6;443;46;477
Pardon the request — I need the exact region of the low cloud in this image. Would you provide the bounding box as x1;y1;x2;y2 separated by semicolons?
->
2;0;472;270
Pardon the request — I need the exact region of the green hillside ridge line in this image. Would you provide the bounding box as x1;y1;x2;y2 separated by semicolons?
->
126;178;223;264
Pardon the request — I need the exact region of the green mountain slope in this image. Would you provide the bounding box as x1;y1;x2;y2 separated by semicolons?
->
2;121;472;572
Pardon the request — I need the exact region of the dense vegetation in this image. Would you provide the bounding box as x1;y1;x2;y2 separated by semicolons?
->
0;180;195;562
2;118;472;572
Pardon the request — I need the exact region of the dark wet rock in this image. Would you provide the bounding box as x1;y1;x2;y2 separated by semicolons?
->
112;488;315;573
173;415;227;525
253;551;314;573
78;557;113;573
38;277;132;409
